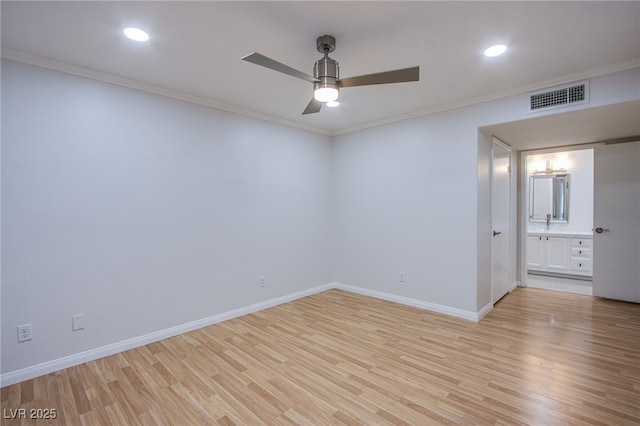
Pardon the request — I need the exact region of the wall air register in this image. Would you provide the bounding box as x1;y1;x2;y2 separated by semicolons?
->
527;80;589;113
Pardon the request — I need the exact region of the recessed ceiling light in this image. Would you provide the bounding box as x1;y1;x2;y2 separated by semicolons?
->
326;101;340;108
124;27;149;42
484;44;507;57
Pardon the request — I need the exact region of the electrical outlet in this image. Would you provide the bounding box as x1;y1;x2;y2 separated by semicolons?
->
259;276;266;287
399;272;406;283
72;314;85;331
17;324;32;342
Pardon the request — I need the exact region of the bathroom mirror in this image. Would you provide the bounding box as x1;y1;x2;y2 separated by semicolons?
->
529;174;570;223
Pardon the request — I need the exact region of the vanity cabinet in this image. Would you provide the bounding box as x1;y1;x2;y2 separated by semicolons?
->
527;234;592;277
527;236;545;269
527;235;569;272
569;238;592;275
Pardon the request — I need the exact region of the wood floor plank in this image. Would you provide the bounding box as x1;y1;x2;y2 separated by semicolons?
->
2;288;639;425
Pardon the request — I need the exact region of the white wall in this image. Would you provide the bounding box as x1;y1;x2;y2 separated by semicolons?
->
526;149;594;234
1;59;333;374
332;114;481;312
331;67;640;315
2;58;638;379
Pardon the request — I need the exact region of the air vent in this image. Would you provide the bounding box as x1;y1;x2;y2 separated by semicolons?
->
528;80;589;113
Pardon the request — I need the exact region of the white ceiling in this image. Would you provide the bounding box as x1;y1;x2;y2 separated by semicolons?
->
2;1;639;139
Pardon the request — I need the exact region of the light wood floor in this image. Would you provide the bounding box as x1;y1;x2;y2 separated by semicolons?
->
2;288;639;425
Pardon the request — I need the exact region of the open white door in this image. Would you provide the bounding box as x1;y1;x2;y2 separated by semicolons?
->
593;141;640;302
492;139;512;303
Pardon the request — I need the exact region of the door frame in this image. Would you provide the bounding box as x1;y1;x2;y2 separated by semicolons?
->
518;142;600;288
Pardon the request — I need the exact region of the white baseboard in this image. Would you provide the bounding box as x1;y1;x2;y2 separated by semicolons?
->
476;302;493;320
332;282;486;322
1;281;489;387
0;283;333;387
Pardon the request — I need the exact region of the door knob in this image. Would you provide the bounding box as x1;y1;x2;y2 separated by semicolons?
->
595;227;610;233
493;231;502;236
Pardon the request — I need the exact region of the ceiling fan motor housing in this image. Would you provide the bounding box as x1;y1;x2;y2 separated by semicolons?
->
314;56;339;91
313;35;339;98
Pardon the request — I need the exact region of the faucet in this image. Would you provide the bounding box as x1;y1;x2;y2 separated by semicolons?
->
546;213;551;228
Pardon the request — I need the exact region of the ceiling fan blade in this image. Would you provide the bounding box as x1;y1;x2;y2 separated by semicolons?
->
242;52;319;83
302;98;323;115
338;66;419;88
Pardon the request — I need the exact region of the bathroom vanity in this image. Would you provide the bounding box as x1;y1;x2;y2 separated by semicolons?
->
527;232;593;277
527;169;593;277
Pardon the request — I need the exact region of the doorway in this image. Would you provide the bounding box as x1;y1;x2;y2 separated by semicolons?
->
479;101;640;304
523;148;594;295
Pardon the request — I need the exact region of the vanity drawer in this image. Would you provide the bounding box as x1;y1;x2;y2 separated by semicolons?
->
570;257;592;273
571;238;592;248
570;247;592;257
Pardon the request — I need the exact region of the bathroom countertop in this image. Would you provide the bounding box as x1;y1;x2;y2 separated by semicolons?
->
527;229;593;238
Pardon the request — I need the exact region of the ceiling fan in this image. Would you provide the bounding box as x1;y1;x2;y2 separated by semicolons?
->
242;35;420;115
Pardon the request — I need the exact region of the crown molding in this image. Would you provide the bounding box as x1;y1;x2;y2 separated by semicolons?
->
1;47;332;137
332;58;640;136
3;48;638;138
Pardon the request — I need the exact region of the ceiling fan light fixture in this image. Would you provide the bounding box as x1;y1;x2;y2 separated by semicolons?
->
241;35;419;115
314;85;339;103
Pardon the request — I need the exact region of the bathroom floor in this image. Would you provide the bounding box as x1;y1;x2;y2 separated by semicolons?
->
526;273;592;296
